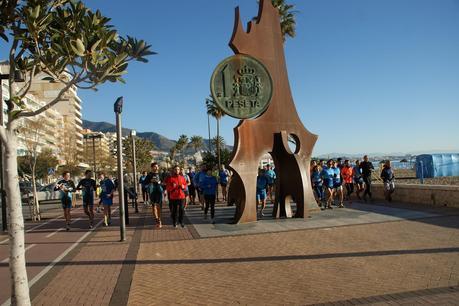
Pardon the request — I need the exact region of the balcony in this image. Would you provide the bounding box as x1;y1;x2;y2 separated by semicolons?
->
74;115;82;125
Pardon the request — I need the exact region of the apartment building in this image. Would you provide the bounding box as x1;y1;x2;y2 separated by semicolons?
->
29;74;84;157
0;63;83;165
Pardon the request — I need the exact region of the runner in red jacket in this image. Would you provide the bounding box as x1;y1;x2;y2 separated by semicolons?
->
166;165;187;228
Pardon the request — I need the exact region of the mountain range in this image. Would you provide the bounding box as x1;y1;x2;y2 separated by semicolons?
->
83;120;176;152
83;120;229;153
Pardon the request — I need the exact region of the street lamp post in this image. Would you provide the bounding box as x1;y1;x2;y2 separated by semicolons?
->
114;97;126;242
84;133;102;181
92;136;97;178
130;130;138;213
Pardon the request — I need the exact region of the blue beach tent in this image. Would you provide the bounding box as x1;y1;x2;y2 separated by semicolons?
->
415;153;459;178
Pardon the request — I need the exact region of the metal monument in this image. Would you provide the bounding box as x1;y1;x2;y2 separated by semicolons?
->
210;0;318;223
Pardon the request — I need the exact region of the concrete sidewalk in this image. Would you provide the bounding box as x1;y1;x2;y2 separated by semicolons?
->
2;199;458;305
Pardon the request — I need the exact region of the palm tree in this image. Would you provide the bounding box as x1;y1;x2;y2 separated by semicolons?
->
189;136;204;163
212;136;226;154
174;134;189;162
255;0;298;42
169;147;177;164
206;96;225;169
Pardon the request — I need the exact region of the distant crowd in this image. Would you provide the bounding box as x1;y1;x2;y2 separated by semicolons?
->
310;155;395;209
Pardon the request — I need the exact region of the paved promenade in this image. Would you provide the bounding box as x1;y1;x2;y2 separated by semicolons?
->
0;198;458;305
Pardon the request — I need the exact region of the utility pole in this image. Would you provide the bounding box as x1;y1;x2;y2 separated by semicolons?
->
130;130;138;213
114;97;126;242
92;136;97;180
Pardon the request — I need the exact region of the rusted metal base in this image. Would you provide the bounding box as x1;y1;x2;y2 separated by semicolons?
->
227;0;318;223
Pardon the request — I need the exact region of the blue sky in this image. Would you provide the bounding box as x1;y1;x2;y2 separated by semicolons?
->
10;1;459;155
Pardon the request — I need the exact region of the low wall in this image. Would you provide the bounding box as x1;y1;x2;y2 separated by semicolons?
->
372;183;459;208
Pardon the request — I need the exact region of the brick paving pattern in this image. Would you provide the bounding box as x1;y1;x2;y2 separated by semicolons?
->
2;200;457;305
32;210;139;306
127;214;459;305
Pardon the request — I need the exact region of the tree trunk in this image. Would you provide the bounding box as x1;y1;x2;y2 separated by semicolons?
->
2;129;31;305
217;118;221;169
31;169;40;222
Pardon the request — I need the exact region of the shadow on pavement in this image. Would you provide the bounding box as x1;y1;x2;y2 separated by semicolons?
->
2;246;458;268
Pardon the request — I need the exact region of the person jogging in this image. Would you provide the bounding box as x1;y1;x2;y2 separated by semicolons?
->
341;160;354;201
187;167;197;205
218;165;230;202
76;170;97;228
145;163;164;228
381;160;395;202
200;167;218;223
256;168;269;217
321;160;335;209
265;165;276;202
311;164;324;207
193;165;207;209
139;171;149;203
165;165;187;228
353;160;365;199
332;160;344;208
99;172;115;226
55;171;76;231
360;155;375;202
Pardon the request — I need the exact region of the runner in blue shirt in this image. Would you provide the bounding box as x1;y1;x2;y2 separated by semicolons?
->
218;165;230;202
76;170;97;228
257;168;269;217
98;172;115;226
193;165;207;209
187;167;197;205
332;161;344;207
321;160;335;209
200;168;218;223
139;171;149;204
310;165;324;208
265;165;276;202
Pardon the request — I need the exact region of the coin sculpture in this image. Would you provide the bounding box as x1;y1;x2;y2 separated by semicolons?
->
211;54;273;119
214;0;318;223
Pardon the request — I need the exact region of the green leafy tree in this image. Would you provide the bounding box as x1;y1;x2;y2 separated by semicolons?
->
206;96;225;169
202;148;232;170
189;135;204;164
57;163;82;178
35;148;59;179
0;1;154;303
211;135;226;153
169;146;177;164
189;135;204;153
18;148;59;180
123;137;155;174
175;134;188;160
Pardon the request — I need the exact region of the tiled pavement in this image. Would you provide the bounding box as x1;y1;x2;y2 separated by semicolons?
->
128;208;459;305
2;199;458;305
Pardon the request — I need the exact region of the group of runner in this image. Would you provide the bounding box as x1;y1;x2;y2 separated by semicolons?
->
138;163;232;227
55;170;115;230
310;155;395;209
55;155;395;230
